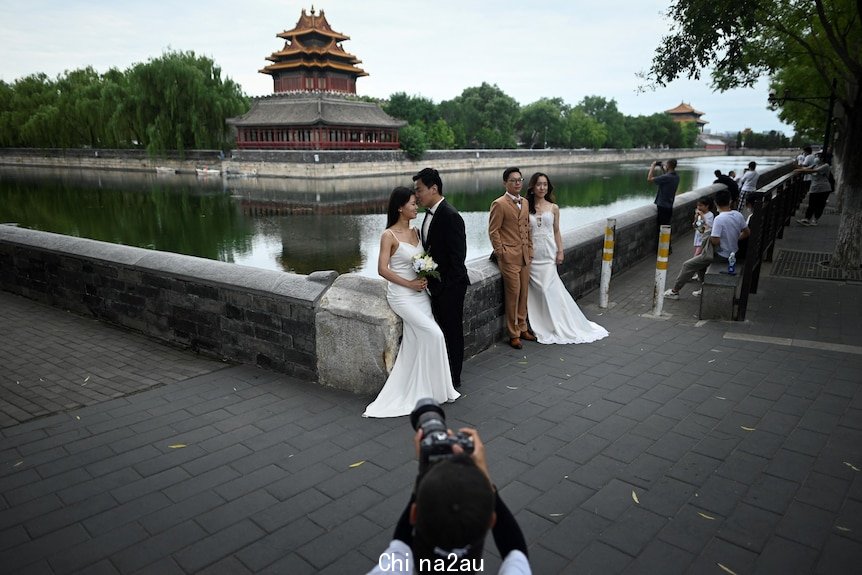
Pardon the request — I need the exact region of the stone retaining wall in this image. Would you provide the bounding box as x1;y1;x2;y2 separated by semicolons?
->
0;147;787;179
0;161;794;393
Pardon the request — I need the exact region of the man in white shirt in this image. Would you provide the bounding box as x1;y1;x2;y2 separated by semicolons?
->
799;146;817;194
664;189;750;299
736;161;760;210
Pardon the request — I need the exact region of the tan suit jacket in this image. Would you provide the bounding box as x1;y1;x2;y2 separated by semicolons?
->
489;195;533;264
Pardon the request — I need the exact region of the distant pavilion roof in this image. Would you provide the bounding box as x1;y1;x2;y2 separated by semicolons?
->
665;101;708;130
228;93;407;129
665;102;706;116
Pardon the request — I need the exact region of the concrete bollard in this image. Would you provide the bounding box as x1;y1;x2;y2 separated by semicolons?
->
652;225;671;316
599;218;616;308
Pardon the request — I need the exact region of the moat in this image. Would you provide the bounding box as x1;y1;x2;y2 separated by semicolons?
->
0;155;787;277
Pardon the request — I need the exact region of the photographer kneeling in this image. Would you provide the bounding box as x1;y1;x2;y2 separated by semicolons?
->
368;400;531;574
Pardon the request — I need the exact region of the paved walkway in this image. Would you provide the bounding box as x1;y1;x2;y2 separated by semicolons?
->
1;208;860;574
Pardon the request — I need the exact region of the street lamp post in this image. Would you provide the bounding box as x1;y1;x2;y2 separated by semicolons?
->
768;78;837;153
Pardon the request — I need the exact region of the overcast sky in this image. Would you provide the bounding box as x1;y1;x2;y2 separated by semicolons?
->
1;0;792;135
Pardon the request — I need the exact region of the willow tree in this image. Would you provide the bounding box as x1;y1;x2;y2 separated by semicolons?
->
0;73;60;147
124;50;248;156
646;0;862;269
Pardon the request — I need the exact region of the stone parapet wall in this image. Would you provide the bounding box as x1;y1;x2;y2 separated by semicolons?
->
0;226;335;381
0;161;794;393
315;275;401;395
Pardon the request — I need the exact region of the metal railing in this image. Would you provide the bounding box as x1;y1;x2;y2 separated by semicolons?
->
736;170;807;320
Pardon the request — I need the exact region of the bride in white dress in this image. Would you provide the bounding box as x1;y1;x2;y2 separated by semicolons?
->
364;187;460;418
526;172;609;345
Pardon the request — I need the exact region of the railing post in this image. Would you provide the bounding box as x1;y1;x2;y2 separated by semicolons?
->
599;218;616;309
652;225;672;317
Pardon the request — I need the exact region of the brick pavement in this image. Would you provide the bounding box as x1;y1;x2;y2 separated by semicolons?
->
0;209;860;573
0;297;228;428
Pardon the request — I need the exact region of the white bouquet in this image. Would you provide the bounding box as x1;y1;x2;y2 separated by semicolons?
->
412;252;441;280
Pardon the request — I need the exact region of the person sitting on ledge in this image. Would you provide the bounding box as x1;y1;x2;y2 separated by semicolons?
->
664;188;749;300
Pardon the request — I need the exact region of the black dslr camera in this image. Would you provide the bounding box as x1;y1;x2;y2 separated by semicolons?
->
410;398;474;468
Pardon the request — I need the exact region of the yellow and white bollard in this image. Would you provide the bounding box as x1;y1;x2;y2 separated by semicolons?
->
599;218;616;309
653;225;671;316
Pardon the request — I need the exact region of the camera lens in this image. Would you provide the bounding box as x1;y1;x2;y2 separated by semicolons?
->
410;398;447;435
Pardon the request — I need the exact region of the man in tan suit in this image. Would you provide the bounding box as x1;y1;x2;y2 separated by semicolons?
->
489;167;534;349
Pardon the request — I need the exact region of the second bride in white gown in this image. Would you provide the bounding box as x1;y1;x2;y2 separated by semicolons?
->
364;187;460;418
526;172;609;345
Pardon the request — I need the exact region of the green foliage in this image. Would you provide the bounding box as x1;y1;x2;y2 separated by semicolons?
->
425;119;456;149
644;0;859;147
566;108;607;149
0;51;249;154
679;121;700;148
645;0;862;268
619;113;701;148
737;129;791;149
769;65;833;145
399;124;428;160
517;98;570;148
576;96;632;149
439;83;520;148
125;51;248;156
4;38;815;162
383;93;439;125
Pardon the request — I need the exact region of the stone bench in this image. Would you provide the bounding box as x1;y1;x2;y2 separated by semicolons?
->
699;260;743;320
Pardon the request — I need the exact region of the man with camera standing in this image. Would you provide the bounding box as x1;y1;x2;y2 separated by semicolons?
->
368;399;531;574
648;158;679;252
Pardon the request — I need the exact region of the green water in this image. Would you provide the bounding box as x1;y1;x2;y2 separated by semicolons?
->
0;156;788;276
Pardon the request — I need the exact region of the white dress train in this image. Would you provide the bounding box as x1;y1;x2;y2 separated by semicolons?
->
363;239;460;418
527;211;609;345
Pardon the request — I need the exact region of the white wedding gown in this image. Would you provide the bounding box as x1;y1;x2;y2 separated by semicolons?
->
527;211;609;345
363;239;459;418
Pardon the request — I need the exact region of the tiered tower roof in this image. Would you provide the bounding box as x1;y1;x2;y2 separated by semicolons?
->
665;101;708;129
260;7;368;87
665;102;705;116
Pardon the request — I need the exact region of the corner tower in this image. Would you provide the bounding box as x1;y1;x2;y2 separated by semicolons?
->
261;7;368;94
229;6;405;151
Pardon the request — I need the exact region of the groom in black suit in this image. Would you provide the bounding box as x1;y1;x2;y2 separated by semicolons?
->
413;168;469;388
